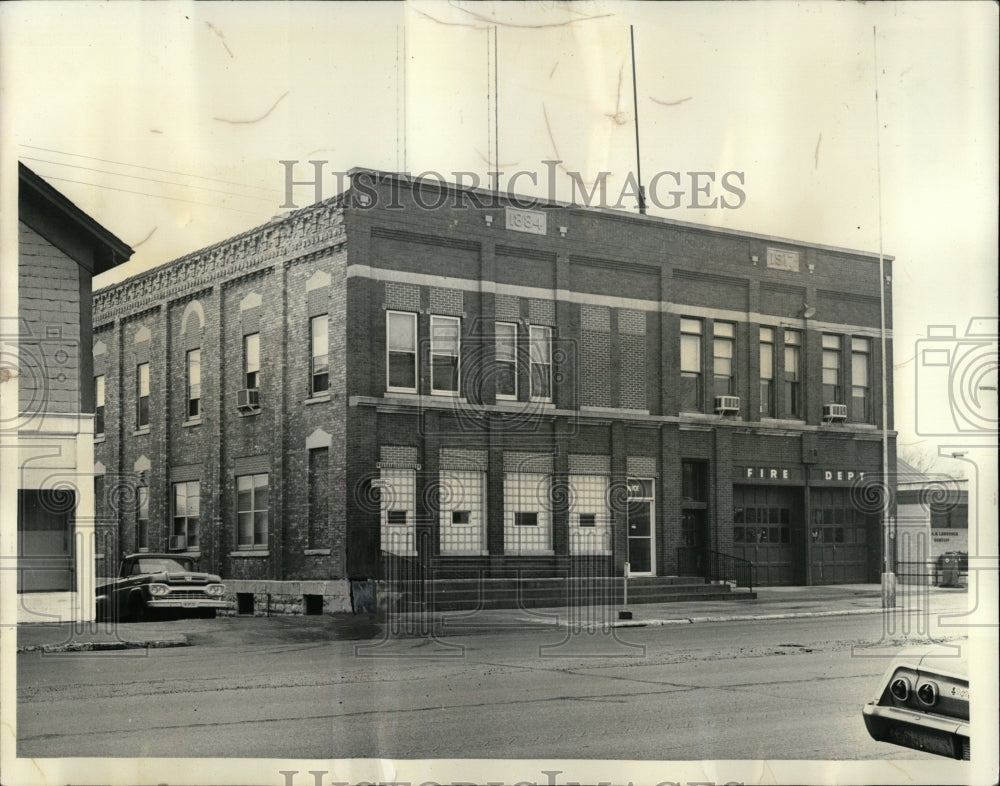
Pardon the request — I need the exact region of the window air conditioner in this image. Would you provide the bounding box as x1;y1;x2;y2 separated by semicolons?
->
823;403;848;422
714;395;741;415
169;535;187;551
236;388;261;411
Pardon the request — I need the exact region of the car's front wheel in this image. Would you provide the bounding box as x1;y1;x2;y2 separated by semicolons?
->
128;594;149;622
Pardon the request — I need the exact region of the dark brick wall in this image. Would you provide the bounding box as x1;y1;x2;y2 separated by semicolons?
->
94;172;895;587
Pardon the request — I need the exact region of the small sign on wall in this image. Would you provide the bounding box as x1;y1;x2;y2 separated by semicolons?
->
767;247;800;272
505;206;547;236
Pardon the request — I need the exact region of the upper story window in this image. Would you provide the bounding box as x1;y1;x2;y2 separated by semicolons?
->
171;481;199;551
822;334;843;404
244;333;260;390
713;322;736;398
136;485;149;552
136;363;150;429
784;329;802;418
529;325;552;401
759;327;774;417
95;375;105;436
495;322;518;400
851;337;871;422
237;473;268;549
680;318;703;412
186;349;201;419
430;315;461;395
386;311;417;392
310;315;329;395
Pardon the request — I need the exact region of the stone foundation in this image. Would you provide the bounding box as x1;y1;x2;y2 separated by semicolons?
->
222;579;353;616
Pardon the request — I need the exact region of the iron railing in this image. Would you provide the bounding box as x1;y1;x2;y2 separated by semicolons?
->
706;549;753;592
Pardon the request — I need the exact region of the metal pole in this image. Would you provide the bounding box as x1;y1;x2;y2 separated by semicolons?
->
630;25;647;215
873;26;895;608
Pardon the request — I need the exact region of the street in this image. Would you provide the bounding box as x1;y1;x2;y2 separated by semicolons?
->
16;610;967;760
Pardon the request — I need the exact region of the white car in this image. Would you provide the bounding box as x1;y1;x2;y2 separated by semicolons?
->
863;645;969;759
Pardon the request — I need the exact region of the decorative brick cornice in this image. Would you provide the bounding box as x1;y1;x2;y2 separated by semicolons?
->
94;199;347;324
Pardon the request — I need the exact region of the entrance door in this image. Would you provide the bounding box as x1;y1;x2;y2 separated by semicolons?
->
732;485;800;585
626;479;655;575
809;488;870;583
678;509;707;577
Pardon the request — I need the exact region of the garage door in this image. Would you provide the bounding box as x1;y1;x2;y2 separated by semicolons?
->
808;488;871;584
732;485;802;586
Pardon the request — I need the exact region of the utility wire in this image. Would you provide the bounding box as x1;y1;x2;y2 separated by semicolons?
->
39;175;263;215
21;156;274;202
19;143;281;194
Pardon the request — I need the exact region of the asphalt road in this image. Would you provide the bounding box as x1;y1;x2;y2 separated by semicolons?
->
17;612;965;760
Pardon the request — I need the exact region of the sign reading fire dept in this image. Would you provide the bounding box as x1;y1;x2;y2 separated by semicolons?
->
505;206;547;236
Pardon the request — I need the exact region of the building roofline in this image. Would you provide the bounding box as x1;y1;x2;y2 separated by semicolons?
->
347;167;895;264
19;162;134;270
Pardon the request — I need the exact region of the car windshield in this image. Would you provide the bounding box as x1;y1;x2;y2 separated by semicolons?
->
132;558;194;575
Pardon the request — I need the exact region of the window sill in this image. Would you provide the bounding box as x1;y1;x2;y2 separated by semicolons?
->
304;548;331;556
133;427;150;436
229;550;269;558
386;388;419;397
304;394;331;405
94;435;106;444
183;418;202;428
439;550;490;557
236;408;262;418
506;549;556;556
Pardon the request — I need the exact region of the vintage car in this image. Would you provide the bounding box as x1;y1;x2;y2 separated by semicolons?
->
97;554;227;621
863;645;970;760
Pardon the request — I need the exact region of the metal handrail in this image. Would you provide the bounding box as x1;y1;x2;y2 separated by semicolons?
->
706;549;753;592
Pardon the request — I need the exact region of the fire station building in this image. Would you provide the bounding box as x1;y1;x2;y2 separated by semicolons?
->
92;169;895;611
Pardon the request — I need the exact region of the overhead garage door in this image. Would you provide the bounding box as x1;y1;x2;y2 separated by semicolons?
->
732;485;802;586
808;488;871;584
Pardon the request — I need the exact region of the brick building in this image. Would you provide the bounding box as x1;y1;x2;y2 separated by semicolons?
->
14;163;133;623
92;169;895;612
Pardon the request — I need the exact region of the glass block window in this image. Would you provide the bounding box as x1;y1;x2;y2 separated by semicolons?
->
380;468;416;555
569;475;612;554
504;472;551;553
438;470;485;553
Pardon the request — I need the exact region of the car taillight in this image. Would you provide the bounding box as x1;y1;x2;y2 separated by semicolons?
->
149;583;169;596
889;677;911;702
917;681;939;707
205;584;225;596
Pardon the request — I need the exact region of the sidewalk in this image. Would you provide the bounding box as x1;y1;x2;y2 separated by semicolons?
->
14;583;971;652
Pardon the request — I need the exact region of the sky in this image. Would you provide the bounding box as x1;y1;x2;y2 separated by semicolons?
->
2;0;997;469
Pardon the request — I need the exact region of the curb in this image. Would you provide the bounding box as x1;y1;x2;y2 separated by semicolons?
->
613;607;888;627
17;638;189;654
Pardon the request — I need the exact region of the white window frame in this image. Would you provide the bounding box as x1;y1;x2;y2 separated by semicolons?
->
386;310;418;393
310;314;330;396
95;374;105;436
236;473;268;549
713;321;736;398
430;315;461;396
186;348;201;420
680;317;703;412
244;333;261;391
494;322;518;400
171;480;200;551
136;362;150;428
